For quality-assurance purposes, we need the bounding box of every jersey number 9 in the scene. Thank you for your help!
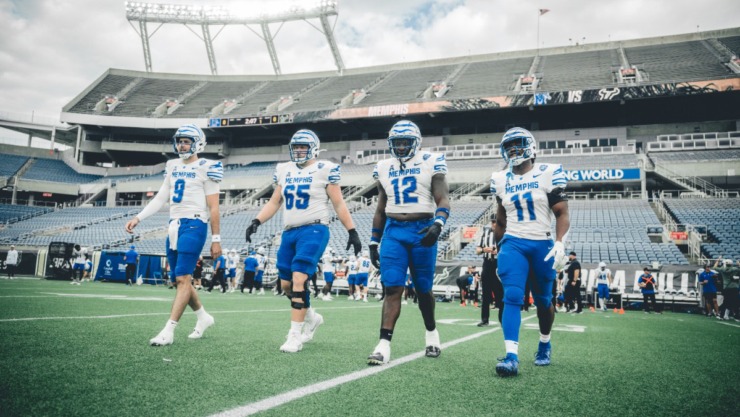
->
[173,179,185,203]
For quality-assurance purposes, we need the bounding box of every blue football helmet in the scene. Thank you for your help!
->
[500,127,536,167]
[289,129,320,164]
[173,124,206,159]
[388,120,422,162]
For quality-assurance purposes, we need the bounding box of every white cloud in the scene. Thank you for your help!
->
[0,0,738,123]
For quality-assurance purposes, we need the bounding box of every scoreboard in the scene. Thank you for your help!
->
[208,113,293,128]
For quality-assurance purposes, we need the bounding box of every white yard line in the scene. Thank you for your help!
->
[0,305,379,323]
[717,320,740,328]
[209,315,537,417]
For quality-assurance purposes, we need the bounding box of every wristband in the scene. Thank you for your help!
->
[435,207,450,217]
[369,240,379,246]
[211,235,221,243]
[370,236,380,244]
[434,216,446,226]
[371,228,381,234]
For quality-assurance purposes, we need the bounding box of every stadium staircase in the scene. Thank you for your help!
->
[450,179,490,201]
[649,160,729,198]
[4,158,35,200]
[343,180,376,202]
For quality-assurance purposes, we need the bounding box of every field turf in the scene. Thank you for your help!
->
[0,278,738,417]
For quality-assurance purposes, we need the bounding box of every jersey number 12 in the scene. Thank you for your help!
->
[391,177,418,205]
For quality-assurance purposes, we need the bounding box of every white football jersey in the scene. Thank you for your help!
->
[373,151,447,215]
[322,253,335,273]
[273,160,340,228]
[256,254,266,270]
[597,269,611,286]
[358,256,371,273]
[348,260,359,275]
[226,254,239,269]
[490,163,567,241]
[163,158,222,221]
[73,249,86,264]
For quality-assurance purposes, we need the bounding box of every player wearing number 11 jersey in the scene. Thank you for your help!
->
[244,129,362,353]
[490,127,570,377]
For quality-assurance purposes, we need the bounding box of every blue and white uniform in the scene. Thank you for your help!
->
[374,151,447,293]
[255,252,266,283]
[490,162,567,341]
[357,255,371,287]
[347,256,359,286]
[596,266,612,300]
[321,252,335,284]
[226,251,239,279]
[72,248,86,271]
[273,159,339,280]
[137,157,223,280]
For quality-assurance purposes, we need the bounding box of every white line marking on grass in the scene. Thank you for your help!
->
[717,321,740,328]
[209,315,537,417]
[0,305,378,323]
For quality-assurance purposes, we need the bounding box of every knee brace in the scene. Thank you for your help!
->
[290,280,308,309]
[503,286,525,306]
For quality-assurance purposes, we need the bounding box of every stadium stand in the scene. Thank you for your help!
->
[66,74,138,114]
[444,57,533,98]
[354,65,457,106]
[112,79,203,116]
[0,153,30,178]
[163,81,264,118]
[718,36,740,55]
[537,49,620,92]
[0,204,50,225]
[287,72,386,112]
[662,198,740,260]
[624,41,731,82]
[648,149,740,163]
[22,159,101,183]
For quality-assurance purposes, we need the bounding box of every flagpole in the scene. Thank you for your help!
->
[537,11,541,55]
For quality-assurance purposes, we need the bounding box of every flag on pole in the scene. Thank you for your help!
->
[539,8,550,15]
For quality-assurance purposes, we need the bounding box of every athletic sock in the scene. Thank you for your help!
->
[377,339,391,350]
[194,307,208,321]
[164,319,178,333]
[290,321,304,334]
[380,328,393,342]
[504,340,519,357]
[539,333,551,344]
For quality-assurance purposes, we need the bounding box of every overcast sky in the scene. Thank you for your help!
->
[0,0,738,138]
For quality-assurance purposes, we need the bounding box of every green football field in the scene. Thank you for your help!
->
[0,278,737,417]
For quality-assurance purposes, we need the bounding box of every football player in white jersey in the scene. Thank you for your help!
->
[70,244,86,285]
[125,123,222,346]
[347,255,359,300]
[244,129,361,353]
[367,120,450,365]
[596,262,612,311]
[226,249,240,293]
[255,247,267,295]
[357,250,372,302]
[319,248,337,301]
[490,127,570,376]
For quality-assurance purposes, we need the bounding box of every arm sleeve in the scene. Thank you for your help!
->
[328,163,341,185]
[136,175,170,221]
[489,174,498,198]
[433,153,448,175]
[547,164,568,192]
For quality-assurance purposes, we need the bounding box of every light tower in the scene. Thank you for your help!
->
[124,0,345,75]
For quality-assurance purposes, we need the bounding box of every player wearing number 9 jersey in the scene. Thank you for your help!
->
[490,127,570,377]
[367,120,450,366]
[243,129,361,353]
[125,123,221,347]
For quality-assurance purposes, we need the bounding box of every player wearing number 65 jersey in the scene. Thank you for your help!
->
[367,120,450,366]
[490,127,570,377]
[125,123,221,347]
[244,129,361,353]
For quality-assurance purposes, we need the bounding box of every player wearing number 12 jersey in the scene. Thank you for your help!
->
[490,127,570,377]
[244,129,362,353]
[367,120,450,365]
[125,123,222,346]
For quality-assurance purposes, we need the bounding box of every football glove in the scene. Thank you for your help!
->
[419,223,442,247]
[544,241,568,271]
[244,219,260,243]
[369,242,380,269]
[346,229,362,255]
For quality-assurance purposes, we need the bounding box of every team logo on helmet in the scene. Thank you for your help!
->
[173,124,206,160]
[289,129,320,164]
[388,120,422,162]
[500,127,536,168]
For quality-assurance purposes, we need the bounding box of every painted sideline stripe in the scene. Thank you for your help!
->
[210,315,537,417]
[0,305,378,323]
[717,320,740,328]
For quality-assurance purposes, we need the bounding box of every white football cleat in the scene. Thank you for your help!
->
[425,329,441,358]
[149,331,174,346]
[367,341,391,366]
[301,312,324,343]
[280,332,303,353]
[188,313,215,339]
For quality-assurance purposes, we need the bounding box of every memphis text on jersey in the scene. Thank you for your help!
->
[506,181,540,194]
